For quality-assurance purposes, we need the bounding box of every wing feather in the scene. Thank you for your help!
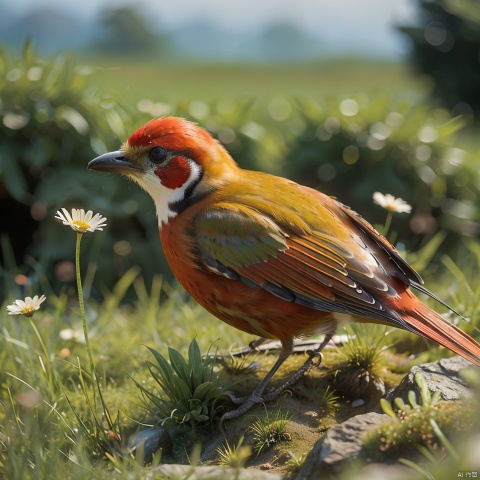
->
[338,203,423,284]
[194,198,411,327]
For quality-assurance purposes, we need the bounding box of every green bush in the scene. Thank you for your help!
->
[132,338,229,429]
[398,0,480,118]
[0,42,167,300]
[276,96,479,251]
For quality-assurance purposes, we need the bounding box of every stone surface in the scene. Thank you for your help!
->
[127,427,172,464]
[386,356,477,403]
[153,464,283,479]
[296,412,388,479]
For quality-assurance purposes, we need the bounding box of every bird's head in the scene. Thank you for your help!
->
[88,117,239,226]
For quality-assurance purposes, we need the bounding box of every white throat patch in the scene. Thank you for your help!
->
[134,160,202,228]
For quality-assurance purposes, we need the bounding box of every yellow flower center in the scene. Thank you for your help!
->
[73,220,90,232]
[21,306,35,318]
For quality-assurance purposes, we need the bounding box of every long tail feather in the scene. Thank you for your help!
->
[397,291,480,367]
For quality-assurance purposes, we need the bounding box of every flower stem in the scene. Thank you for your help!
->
[28,318,54,385]
[76,232,96,379]
[383,211,393,236]
[74,231,115,433]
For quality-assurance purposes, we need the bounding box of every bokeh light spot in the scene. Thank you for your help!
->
[339,99,359,116]
[424,22,447,46]
[324,117,341,133]
[27,67,43,81]
[189,100,210,119]
[15,274,29,286]
[343,145,360,165]
[114,240,132,256]
[317,163,336,182]
[268,97,291,121]
[418,126,438,143]
[218,127,236,144]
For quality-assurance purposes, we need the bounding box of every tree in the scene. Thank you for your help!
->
[94,6,168,55]
[398,0,480,120]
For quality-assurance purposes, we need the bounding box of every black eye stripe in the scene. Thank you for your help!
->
[149,147,168,164]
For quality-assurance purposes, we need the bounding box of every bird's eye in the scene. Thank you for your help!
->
[149,147,168,164]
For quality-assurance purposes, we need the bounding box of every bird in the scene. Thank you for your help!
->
[88,116,480,420]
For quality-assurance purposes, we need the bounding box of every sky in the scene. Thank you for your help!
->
[6,0,418,57]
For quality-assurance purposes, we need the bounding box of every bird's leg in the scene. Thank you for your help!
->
[222,341,294,421]
[226,337,273,405]
[222,334,333,424]
[258,333,333,403]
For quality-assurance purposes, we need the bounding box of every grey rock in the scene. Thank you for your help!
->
[386,356,477,403]
[154,464,283,479]
[127,427,172,464]
[297,412,388,479]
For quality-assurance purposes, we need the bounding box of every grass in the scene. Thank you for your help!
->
[215,435,252,468]
[249,408,292,455]
[0,266,251,478]
[80,56,427,105]
[329,323,388,399]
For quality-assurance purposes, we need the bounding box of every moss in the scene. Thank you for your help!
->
[364,401,477,461]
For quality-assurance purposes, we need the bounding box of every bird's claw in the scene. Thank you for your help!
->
[248,337,268,352]
[224,392,247,405]
[220,392,273,429]
[306,350,324,368]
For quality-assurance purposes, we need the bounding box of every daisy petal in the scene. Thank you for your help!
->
[373,192,411,214]
[54,207,108,233]
[6,294,46,317]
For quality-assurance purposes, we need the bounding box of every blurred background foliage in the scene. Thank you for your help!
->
[399,0,480,119]
[1,0,480,302]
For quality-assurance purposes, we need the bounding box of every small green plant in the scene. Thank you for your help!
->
[249,408,291,455]
[319,385,341,417]
[284,451,307,474]
[215,435,252,468]
[225,348,260,375]
[398,418,458,479]
[341,323,387,372]
[441,242,480,335]
[331,323,387,397]
[366,373,475,461]
[380,372,441,419]
[296,382,341,417]
[133,338,229,429]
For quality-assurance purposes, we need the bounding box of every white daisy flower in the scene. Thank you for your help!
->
[372,192,412,214]
[55,208,107,233]
[6,295,46,318]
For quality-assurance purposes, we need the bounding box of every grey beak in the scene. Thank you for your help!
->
[88,150,144,173]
